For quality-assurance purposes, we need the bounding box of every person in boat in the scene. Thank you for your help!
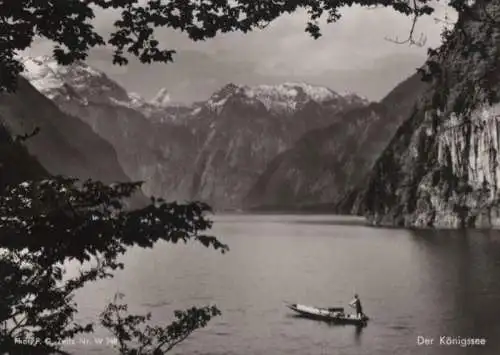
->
[349,294,364,318]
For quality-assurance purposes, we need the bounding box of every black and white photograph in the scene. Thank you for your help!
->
[1,0,500,354]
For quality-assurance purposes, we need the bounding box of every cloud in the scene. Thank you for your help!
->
[83,2,450,70]
[24,2,454,102]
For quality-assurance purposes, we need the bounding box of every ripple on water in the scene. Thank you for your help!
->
[212,331,232,336]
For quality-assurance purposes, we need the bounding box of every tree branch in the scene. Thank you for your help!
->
[385,0,426,46]
[8,314,28,336]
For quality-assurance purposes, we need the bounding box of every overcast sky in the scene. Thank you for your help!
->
[27,2,454,103]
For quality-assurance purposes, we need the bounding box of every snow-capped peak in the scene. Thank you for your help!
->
[22,55,138,106]
[21,56,66,98]
[21,55,110,99]
[207,82,345,113]
[340,91,369,105]
[253,82,339,102]
[21,55,169,113]
[150,88,171,107]
[22,55,105,82]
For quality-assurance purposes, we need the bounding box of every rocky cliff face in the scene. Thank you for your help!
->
[244,74,428,211]
[0,77,132,186]
[360,1,500,228]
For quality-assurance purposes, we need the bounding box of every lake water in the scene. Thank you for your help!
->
[65,214,500,355]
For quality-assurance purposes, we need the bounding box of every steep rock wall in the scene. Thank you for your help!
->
[361,1,500,228]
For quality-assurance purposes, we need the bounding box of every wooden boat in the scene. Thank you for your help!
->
[286,303,369,326]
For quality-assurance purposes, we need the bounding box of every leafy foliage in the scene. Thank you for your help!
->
[0,176,227,354]
[101,293,221,355]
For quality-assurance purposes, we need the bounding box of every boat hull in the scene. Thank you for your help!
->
[286,303,369,326]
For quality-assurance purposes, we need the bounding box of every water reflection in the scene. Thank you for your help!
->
[408,229,500,352]
[354,325,364,345]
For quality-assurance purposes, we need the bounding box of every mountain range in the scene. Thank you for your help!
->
[21,56,373,210]
[4,1,500,229]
